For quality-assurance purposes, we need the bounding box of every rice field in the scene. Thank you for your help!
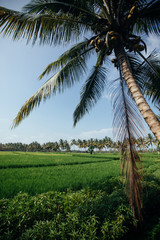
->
[0,151,160,199]
[0,152,121,199]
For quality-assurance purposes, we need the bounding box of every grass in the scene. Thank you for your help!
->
[0,152,121,199]
[0,152,160,199]
[0,151,160,199]
[0,152,119,168]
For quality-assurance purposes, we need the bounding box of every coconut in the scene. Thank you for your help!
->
[138,45,145,51]
[97,39,104,48]
[90,40,94,46]
[130,6,136,14]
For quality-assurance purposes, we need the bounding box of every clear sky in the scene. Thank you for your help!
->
[0,0,159,144]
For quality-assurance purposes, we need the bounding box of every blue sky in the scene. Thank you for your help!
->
[0,0,159,144]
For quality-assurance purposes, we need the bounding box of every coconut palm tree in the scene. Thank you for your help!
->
[136,137,147,152]
[59,138,65,151]
[1,0,160,220]
[70,139,77,151]
[104,136,113,151]
[145,133,156,151]
[77,139,83,151]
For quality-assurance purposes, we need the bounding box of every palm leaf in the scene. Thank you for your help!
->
[73,51,108,126]
[12,53,87,127]
[135,0,160,35]
[0,6,90,45]
[117,0,146,17]
[126,50,160,107]
[131,50,160,105]
[110,71,145,219]
[23,0,108,35]
[39,39,94,79]
[22,0,99,20]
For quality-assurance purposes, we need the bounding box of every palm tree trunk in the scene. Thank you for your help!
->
[115,44,160,142]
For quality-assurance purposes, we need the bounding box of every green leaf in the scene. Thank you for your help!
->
[23,0,98,21]
[132,50,160,105]
[0,6,90,45]
[39,39,94,79]
[73,52,108,126]
[135,0,160,35]
[12,54,87,127]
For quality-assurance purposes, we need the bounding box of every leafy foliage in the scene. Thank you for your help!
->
[151,219,160,240]
[0,189,135,240]
[135,0,160,35]
[73,64,107,126]
[39,39,94,79]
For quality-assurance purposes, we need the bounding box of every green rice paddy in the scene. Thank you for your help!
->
[0,152,121,198]
[0,151,160,199]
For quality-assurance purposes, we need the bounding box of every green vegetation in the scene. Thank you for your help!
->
[0,152,120,199]
[0,152,160,239]
[0,190,134,240]
[1,0,160,224]
[1,133,160,153]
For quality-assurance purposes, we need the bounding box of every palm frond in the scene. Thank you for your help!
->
[22,0,99,21]
[117,0,125,21]
[135,0,160,35]
[13,53,87,127]
[0,6,90,45]
[112,77,145,141]
[117,0,146,17]
[39,39,94,79]
[126,50,160,106]
[131,50,160,105]
[73,51,108,126]
[110,71,145,220]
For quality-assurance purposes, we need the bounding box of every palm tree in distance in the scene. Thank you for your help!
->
[146,133,155,151]
[0,0,160,220]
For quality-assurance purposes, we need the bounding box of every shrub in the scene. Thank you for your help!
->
[0,190,135,240]
[151,219,160,240]
[20,215,98,240]
[101,205,136,240]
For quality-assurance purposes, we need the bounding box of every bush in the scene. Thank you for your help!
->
[0,189,136,240]
[101,205,136,240]
[151,219,160,240]
[20,215,98,240]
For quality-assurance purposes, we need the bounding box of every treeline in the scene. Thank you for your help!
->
[0,133,159,152]
[0,140,70,152]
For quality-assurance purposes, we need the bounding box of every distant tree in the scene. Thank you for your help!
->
[0,143,4,151]
[77,139,83,151]
[54,142,60,152]
[63,140,70,152]
[146,133,156,152]
[70,139,77,151]
[59,139,65,151]
[88,144,94,154]
[27,141,42,152]
[136,137,147,152]
[42,142,52,152]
